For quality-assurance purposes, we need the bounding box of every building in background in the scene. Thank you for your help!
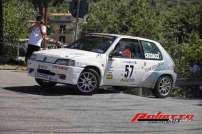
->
[48,13,74,44]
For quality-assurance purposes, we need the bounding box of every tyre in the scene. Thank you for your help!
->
[76,69,100,95]
[35,78,57,87]
[153,76,173,98]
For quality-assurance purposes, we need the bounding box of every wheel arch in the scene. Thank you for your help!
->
[83,65,101,77]
[153,73,174,89]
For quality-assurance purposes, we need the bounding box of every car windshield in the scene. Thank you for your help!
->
[66,35,116,53]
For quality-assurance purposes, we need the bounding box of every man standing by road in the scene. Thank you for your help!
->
[25,15,61,63]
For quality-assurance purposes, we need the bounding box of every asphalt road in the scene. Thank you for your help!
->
[0,70,202,134]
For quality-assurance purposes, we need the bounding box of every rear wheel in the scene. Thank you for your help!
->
[153,76,173,98]
[76,69,100,95]
[35,78,57,87]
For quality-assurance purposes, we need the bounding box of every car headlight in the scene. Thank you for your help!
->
[55,59,75,66]
[30,54,37,61]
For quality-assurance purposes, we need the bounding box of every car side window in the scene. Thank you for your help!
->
[112,39,143,59]
[141,40,162,60]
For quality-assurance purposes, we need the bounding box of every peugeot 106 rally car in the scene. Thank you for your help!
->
[28,33,177,98]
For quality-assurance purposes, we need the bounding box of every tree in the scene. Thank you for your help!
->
[162,4,201,45]
[30,0,65,17]
[0,0,3,56]
[3,0,34,41]
[3,0,66,42]
[82,0,162,40]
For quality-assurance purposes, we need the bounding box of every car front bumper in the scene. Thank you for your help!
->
[27,60,84,85]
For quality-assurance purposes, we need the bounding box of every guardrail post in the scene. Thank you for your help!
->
[16,41,19,61]
[138,88,143,96]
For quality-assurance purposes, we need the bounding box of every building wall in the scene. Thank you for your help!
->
[48,13,75,44]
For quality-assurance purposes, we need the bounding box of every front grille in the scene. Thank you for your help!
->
[37,69,55,76]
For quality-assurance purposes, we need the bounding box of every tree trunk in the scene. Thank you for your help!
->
[43,6,48,49]
[0,0,3,56]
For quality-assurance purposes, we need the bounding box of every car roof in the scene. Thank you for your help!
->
[88,33,159,44]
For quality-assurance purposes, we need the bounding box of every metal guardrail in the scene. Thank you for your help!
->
[176,78,202,86]
[0,39,28,61]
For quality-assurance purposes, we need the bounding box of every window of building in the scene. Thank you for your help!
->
[59,25,66,33]
[59,36,66,43]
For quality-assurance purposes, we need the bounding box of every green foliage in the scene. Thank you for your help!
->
[83,0,162,39]
[3,0,35,41]
[29,0,67,16]
[162,4,201,44]
[48,0,68,13]
[170,87,186,98]
[162,4,202,76]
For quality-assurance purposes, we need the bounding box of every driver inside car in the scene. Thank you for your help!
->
[120,45,132,58]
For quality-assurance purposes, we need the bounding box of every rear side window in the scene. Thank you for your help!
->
[141,41,162,60]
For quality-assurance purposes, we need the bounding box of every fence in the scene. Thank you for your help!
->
[0,39,28,63]
[0,39,62,63]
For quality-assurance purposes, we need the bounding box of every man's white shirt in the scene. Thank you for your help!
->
[28,25,46,47]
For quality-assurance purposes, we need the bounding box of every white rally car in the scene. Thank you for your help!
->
[28,33,177,98]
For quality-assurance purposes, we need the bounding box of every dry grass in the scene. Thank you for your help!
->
[0,64,27,71]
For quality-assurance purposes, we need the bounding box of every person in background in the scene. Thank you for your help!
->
[189,61,201,77]
[25,15,62,63]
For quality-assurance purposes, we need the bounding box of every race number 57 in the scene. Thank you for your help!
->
[125,65,134,78]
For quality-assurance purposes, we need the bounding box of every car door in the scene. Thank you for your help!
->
[104,38,145,86]
[124,39,145,86]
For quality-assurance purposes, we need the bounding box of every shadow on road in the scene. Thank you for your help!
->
[197,103,202,106]
[3,85,121,96]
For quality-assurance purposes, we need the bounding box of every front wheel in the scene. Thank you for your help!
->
[153,76,173,98]
[35,78,57,87]
[76,69,100,95]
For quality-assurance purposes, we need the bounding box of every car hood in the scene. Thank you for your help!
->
[34,48,101,59]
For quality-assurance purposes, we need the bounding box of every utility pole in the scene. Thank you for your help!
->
[43,4,48,49]
[74,0,81,41]
[70,0,89,41]
[0,0,3,56]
